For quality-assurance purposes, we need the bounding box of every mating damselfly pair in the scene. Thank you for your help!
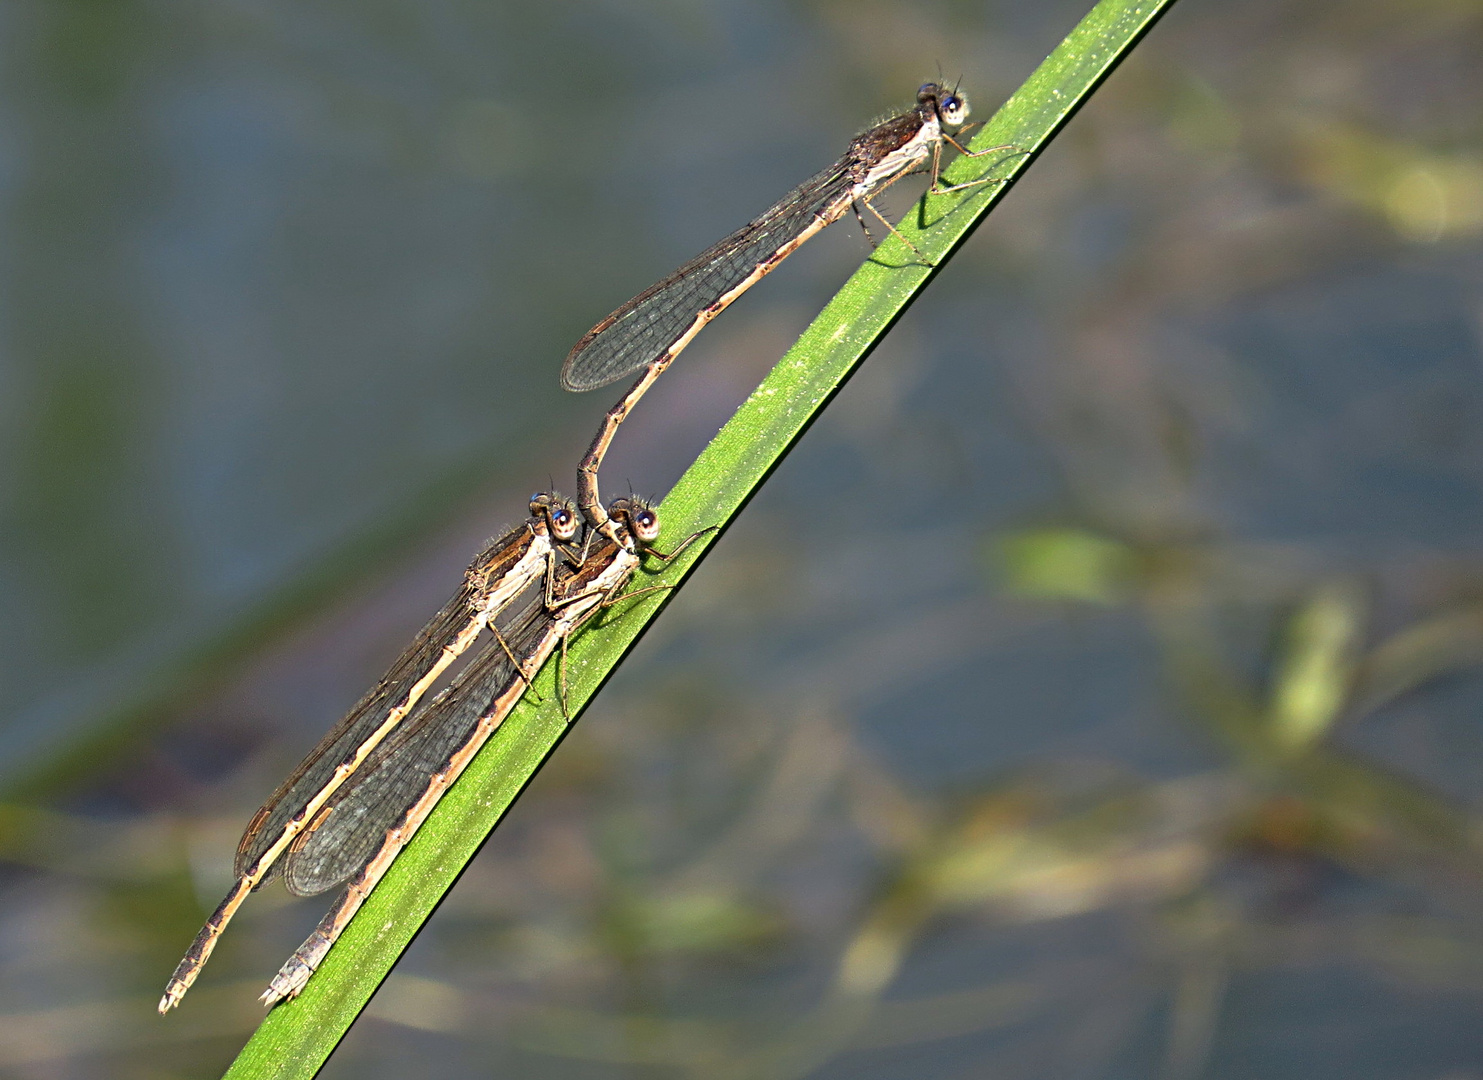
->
[160,81,1016,1013]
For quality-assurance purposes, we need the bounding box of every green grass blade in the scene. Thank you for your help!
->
[219,1,1179,1074]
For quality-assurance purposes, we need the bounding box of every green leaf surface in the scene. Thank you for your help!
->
[220,1,1180,1074]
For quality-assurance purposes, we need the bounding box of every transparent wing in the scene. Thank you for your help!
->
[280,598,551,897]
[560,161,854,391]
[235,522,535,879]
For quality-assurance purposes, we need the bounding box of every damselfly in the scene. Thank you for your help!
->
[160,493,583,1013]
[258,498,681,1005]
[563,82,1014,537]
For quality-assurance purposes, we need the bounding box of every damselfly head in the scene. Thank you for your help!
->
[940,92,970,127]
[918,82,970,127]
[607,497,662,546]
[531,492,582,542]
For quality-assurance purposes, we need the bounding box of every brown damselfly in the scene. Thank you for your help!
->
[564,82,1015,539]
[258,498,690,1004]
[160,493,584,1013]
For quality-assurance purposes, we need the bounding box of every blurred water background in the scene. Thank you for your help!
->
[4,0,1483,1076]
